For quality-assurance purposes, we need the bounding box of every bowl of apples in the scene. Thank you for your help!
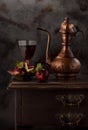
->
[8,60,35,81]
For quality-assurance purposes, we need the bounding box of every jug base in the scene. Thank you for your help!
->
[56,73,78,80]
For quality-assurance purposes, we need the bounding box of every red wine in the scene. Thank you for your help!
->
[25,45,36,60]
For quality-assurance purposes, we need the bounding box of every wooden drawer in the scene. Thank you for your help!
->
[16,89,88,127]
[21,89,87,108]
[21,106,87,126]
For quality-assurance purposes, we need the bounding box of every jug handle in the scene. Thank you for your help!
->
[37,27,51,64]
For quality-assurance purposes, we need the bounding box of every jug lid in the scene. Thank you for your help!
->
[59,17,77,34]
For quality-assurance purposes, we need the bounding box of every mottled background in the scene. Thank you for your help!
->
[0,0,88,129]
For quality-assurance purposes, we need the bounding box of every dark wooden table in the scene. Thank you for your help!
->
[8,74,88,130]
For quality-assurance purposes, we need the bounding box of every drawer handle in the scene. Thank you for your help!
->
[56,112,83,126]
[56,94,84,106]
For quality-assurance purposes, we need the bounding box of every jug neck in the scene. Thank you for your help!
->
[58,45,74,58]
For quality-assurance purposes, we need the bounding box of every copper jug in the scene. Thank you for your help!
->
[37,17,81,79]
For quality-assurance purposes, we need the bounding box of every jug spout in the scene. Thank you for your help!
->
[37,27,51,65]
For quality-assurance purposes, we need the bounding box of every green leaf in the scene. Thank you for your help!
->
[35,63,43,71]
[16,61,24,68]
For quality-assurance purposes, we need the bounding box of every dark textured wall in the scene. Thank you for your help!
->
[0,0,88,129]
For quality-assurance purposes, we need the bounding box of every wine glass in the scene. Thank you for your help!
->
[18,40,37,61]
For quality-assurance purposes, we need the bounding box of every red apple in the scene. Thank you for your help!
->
[35,69,49,82]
